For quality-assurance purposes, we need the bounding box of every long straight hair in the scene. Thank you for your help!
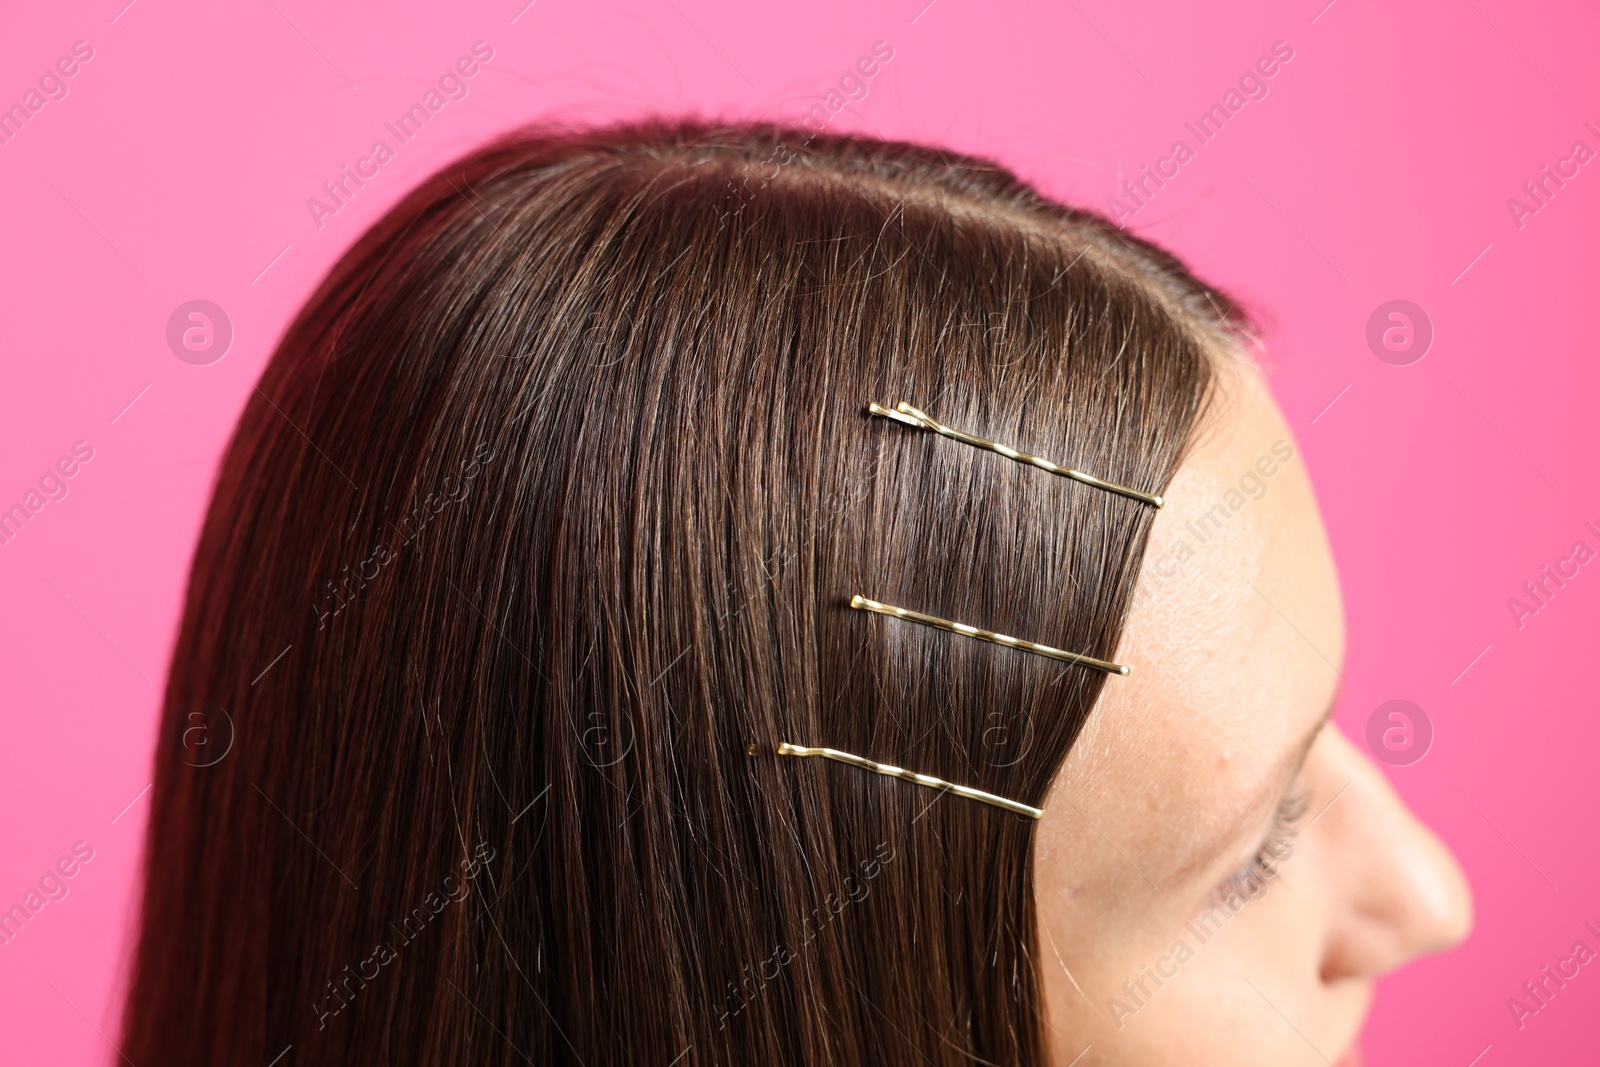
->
[121,120,1238,1065]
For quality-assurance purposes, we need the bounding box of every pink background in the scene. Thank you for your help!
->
[1,0,1596,1062]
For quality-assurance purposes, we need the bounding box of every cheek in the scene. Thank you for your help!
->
[1038,847,1363,1066]
[1032,714,1364,1061]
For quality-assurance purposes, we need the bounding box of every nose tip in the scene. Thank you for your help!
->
[1391,819,1474,957]
[1319,731,1474,981]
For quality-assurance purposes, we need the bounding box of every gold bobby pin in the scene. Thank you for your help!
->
[772,742,1044,819]
[868,400,1164,508]
[851,595,1129,676]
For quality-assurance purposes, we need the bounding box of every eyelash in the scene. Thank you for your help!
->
[1211,788,1310,905]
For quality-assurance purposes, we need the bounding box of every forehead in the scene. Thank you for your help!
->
[1050,360,1345,874]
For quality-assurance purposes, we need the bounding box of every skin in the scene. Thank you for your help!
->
[1035,358,1472,1066]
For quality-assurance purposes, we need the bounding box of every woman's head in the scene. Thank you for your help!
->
[123,120,1468,1065]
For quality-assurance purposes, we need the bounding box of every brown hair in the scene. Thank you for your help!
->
[122,120,1239,1065]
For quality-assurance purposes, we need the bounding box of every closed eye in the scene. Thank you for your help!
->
[1208,786,1309,907]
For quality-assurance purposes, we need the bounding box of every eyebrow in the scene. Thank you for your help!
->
[1167,695,1335,888]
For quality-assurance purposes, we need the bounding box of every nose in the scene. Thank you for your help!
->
[1315,727,1474,982]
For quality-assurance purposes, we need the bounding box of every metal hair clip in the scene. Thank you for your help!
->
[868,400,1164,508]
[851,595,1129,676]
[770,742,1044,819]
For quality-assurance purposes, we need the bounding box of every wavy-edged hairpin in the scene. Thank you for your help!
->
[849,594,1128,675]
[868,400,1164,508]
[765,742,1043,819]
